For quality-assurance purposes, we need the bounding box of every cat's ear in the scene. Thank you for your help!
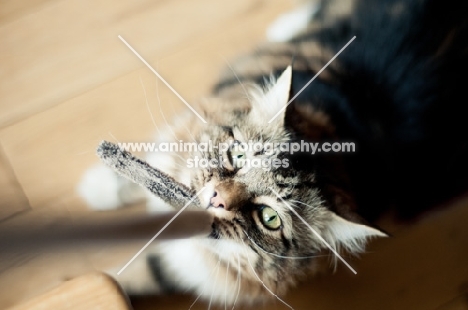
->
[250,66,292,125]
[325,213,388,254]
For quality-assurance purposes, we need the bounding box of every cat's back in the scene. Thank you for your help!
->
[213,0,468,218]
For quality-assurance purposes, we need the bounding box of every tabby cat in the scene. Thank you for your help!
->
[78,0,468,306]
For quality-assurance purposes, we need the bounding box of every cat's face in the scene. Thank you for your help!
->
[185,67,385,300]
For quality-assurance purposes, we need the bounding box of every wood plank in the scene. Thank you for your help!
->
[0,196,210,308]
[0,200,77,275]
[0,243,93,308]
[0,0,57,26]
[7,273,131,310]
[0,0,290,127]
[2,2,466,310]
[0,198,137,308]
[0,1,290,210]
[0,69,167,209]
[0,145,29,221]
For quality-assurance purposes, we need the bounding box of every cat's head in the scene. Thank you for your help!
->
[185,67,386,302]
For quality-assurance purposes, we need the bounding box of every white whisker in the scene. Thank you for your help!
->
[171,97,198,147]
[153,77,209,164]
[224,259,230,310]
[167,98,201,148]
[189,256,222,310]
[242,229,330,260]
[220,55,252,104]
[172,152,188,165]
[171,161,188,169]
[155,78,179,142]
[207,255,222,310]
[139,76,161,137]
[231,253,241,310]
[75,150,94,156]
[289,199,317,209]
[240,239,294,310]
[179,119,199,145]
[108,131,121,143]
[272,189,357,275]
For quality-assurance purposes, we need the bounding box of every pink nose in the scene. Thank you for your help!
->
[210,191,226,209]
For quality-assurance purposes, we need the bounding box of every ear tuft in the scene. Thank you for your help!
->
[265,65,292,110]
[249,66,292,124]
[326,213,388,254]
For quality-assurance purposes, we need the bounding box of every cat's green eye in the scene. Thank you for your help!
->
[229,141,246,169]
[259,206,281,230]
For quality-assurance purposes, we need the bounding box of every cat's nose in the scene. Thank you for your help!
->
[210,181,247,212]
[210,191,226,209]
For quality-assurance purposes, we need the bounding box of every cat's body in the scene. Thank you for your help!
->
[216,0,468,221]
[78,0,468,306]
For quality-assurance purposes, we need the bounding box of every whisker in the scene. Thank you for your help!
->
[169,102,210,163]
[231,253,241,310]
[139,76,162,137]
[172,152,188,165]
[155,77,179,142]
[189,255,222,310]
[207,254,222,310]
[154,78,209,163]
[165,97,202,154]
[172,161,189,170]
[167,97,201,147]
[220,55,252,104]
[242,229,330,260]
[224,258,230,310]
[289,199,318,209]
[75,150,94,156]
[288,201,368,258]
[278,197,357,274]
[286,201,306,213]
[240,239,294,310]
[180,120,199,145]
[108,131,121,144]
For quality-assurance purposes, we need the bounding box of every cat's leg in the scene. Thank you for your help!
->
[77,163,146,210]
[266,1,321,42]
[77,148,179,211]
[77,130,180,211]
[77,163,177,212]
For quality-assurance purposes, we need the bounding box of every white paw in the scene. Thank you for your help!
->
[266,2,320,42]
[77,164,143,211]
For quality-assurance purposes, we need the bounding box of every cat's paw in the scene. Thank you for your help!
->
[266,2,320,42]
[77,164,144,211]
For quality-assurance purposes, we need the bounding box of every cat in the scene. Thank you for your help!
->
[78,0,468,306]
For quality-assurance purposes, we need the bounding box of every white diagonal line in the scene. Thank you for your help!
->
[117,187,207,275]
[268,36,356,123]
[118,35,207,124]
[269,187,357,274]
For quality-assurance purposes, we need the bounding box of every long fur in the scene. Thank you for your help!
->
[78,0,468,306]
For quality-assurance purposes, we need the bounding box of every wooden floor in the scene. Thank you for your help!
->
[0,0,467,309]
